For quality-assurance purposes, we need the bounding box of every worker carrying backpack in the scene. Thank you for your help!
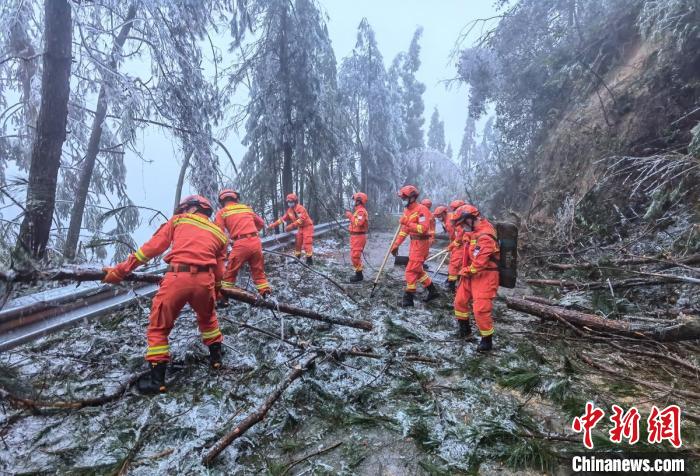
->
[494,222,518,288]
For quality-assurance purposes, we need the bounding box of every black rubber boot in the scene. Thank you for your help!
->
[457,319,472,339]
[423,283,440,302]
[136,362,167,395]
[216,296,229,309]
[349,270,364,283]
[401,292,415,307]
[477,335,493,352]
[447,280,456,293]
[209,342,223,369]
[306,256,313,265]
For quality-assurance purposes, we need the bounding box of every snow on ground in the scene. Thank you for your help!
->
[0,231,697,474]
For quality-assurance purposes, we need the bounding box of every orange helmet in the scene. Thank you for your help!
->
[286,193,298,202]
[397,185,420,199]
[352,192,368,205]
[452,204,480,224]
[421,198,432,209]
[218,189,240,204]
[449,199,466,211]
[433,205,448,218]
[176,194,213,217]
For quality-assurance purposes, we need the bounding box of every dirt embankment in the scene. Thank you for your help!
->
[529,33,700,218]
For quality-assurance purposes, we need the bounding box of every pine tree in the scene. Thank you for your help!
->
[236,0,340,220]
[427,107,446,153]
[338,18,401,211]
[393,27,426,152]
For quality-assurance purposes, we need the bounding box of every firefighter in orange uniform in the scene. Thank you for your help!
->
[421,198,436,246]
[214,189,270,301]
[345,192,369,283]
[390,185,440,307]
[433,205,461,293]
[103,195,228,394]
[446,199,467,293]
[268,193,315,264]
[452,204,499,351]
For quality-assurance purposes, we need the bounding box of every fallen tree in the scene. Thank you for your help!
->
[526,276,694,290]
[547,253,700,271]
[505,296,700,342]
[202,352,319,466]
[0,268,373,331]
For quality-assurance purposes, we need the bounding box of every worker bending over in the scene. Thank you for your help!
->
[345,192,369,283]
[103,195,227,394]
[214,189,270,302]
[390,185,440,307]
[268,193,315,264]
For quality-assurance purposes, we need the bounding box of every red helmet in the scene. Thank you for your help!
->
[449,199,466,211]
[177,194,213,217]
[433,205,448,218]
[421,198,432,209]
[397,185,420,199]
[286,193,298,202]
[352,192,368,205]
[218,189,240,204]
[452,204,480,224]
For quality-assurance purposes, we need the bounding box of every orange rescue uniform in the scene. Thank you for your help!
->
[392,202,433,293]
[345,204,368,272]
[445,215,466,283]
[215,203,270,295]
[454,218,500,336]
[271,204,314,257]
[112,213,228,362]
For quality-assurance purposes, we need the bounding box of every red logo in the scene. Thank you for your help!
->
[572,402,605,449]
[572,403,682,449]
[647,405,682,448]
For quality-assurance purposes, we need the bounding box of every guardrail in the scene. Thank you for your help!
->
[0,220,348,352]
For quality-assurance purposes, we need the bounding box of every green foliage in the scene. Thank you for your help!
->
[498,368,542,394]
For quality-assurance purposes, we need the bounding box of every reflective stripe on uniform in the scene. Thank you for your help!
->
[480,328,494,336]
[146,344,169,357]
[470,239,477,245]
[469,264,478,274]
[220,281,236,288]
[222,206,254,218]
[448,275,458,281]
[418,273,430,283]
[174,214,228,245]
[255,282,270,290]
[134,248,148,263]
[201,328,222,340]
[416,224,424,234]
[399,231,408,237]
[455,310,471,318]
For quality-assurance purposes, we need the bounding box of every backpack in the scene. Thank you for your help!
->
[494,222,518,288]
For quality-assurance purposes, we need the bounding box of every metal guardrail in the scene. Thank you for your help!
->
[0,220,348,352]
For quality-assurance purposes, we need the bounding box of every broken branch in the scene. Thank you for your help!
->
[202,353,319,466]
[505,296,700,342]
[0,268,373,331]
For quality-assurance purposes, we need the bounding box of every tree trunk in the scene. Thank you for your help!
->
[15,0,72,261]
[63,4,137,261]
[505,296,700,342]
[173,148,194,210]
[280,4,294,197]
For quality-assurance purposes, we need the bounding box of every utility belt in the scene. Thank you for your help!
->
[349,231,367,235]
[166,264,214,274]
[410,234,430,240]
[233,232,259,240]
